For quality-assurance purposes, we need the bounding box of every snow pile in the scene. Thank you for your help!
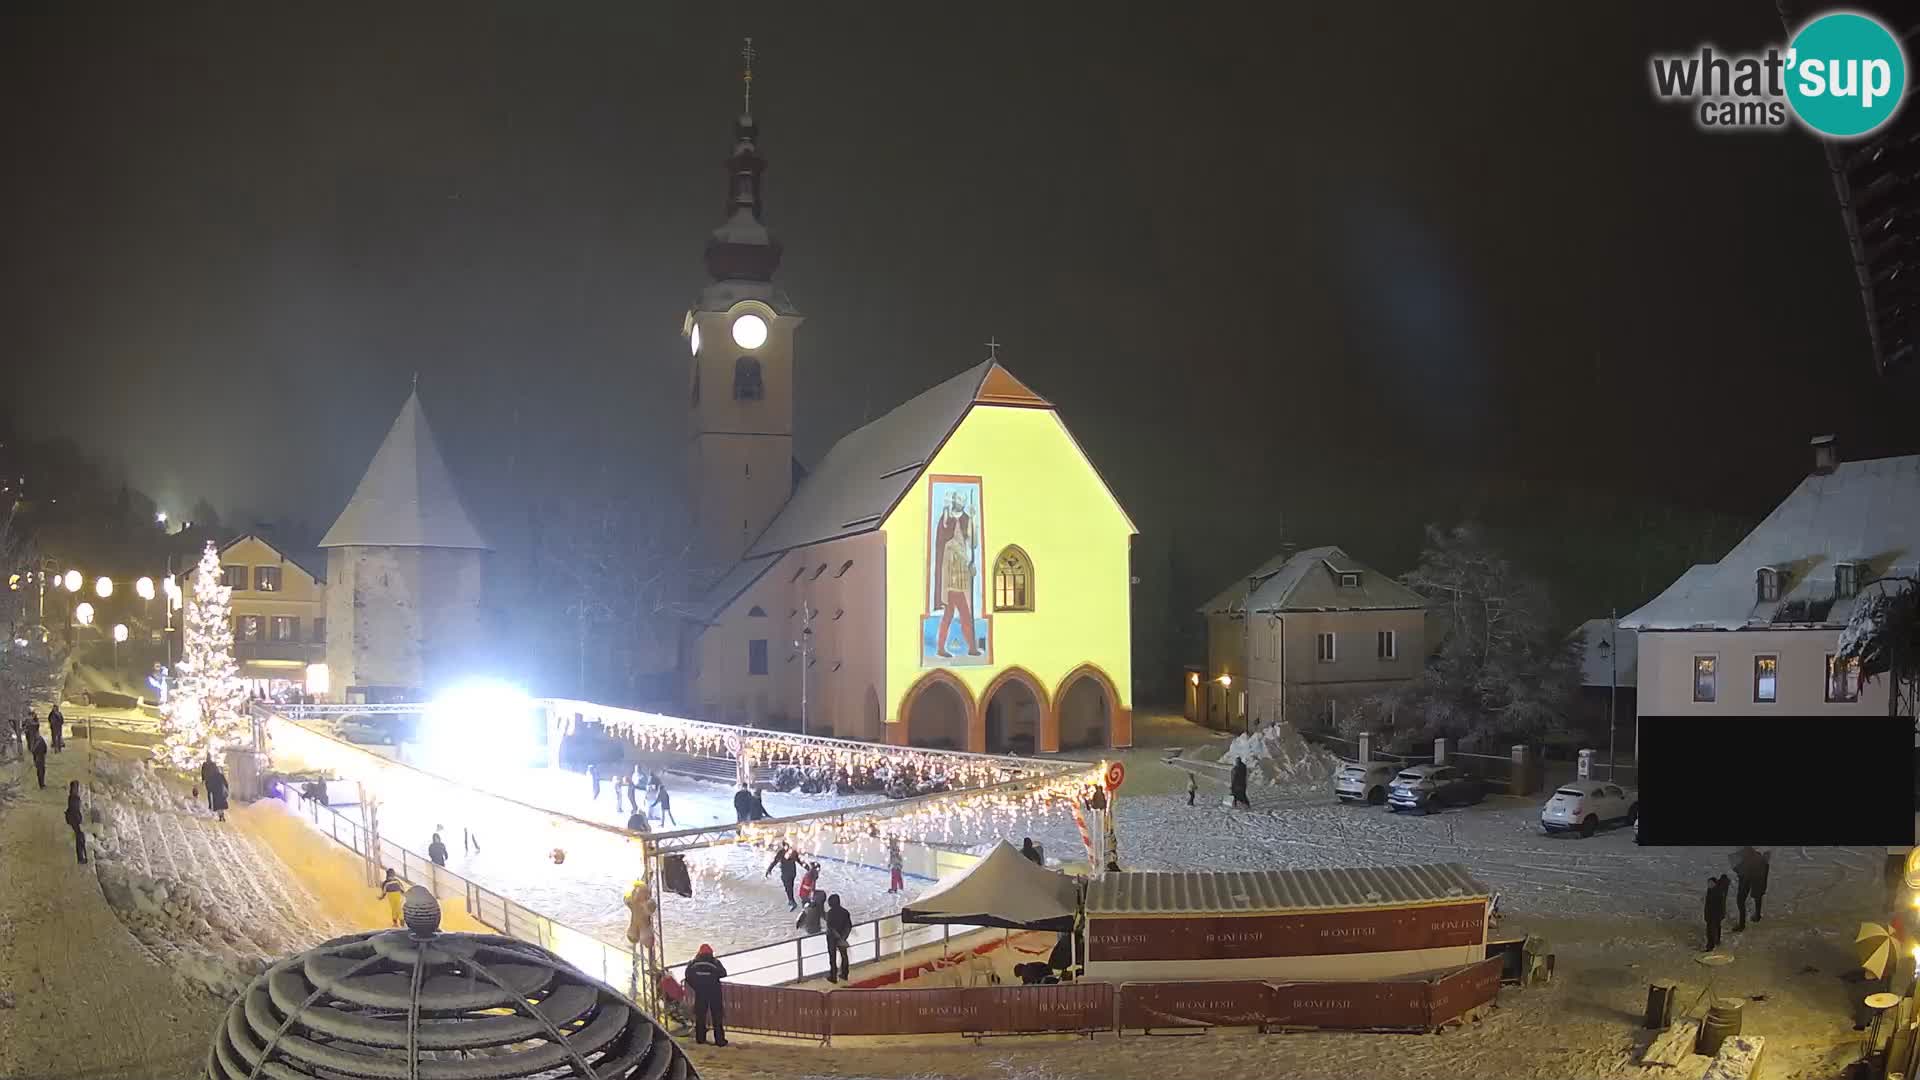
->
[1702,1034,1765,1080]
[93,864,270,999]
[1220,722,1341,787]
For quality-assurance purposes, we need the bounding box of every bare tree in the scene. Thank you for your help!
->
[0,506,64,728]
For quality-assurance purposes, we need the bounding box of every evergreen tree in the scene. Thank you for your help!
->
[158,541,250,769]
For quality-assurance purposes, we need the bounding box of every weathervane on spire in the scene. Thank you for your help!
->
[984,337,1002,361]
[741,37,756,116]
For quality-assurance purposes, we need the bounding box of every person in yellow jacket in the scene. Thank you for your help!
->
[378,868,406,927]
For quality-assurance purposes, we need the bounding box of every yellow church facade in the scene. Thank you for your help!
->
[675,81,1133,752]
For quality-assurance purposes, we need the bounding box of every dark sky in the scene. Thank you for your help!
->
[3,3,1914,595]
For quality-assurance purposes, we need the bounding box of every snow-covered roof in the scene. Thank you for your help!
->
[1573,617,1637,688]
[1621,454,1920,631]
[218,533,326,585]
[1199,545,1426,615]
[319,391,490,551]
[1086,863,1489,916]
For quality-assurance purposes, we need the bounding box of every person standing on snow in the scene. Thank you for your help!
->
[378,869,407,927]
[684,944,729,1046]
[428,829,449,867]
[64,780,87,864]
[886,838,905,894]
[1230,757,1251,809]
[765,843,802,910]
[1733,847,1770,930]
[205,761,230,822]
[47,704,64,752]
[825,894,854,983]
[200,757,221,809]
[650,778,676,826]
[1704,874,1731,951]
[29,730,48,789]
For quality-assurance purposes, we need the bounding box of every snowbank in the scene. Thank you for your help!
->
[1220,722,1341,787]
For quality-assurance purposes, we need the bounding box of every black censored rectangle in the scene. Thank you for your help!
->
[1636,717,1914,846]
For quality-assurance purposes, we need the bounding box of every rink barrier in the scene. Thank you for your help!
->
[715,958,1500,1043]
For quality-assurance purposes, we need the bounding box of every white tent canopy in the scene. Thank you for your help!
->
[901,840,1080,931]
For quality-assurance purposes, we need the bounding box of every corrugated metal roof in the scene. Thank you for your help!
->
[1199,545,1426,615]
[319,392,490,551]
[1621,454,1920,631]
[1085,863,1489,915]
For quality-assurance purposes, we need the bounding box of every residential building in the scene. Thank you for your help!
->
[1195,546,1428,733]
[1620,436,1915,717]
[215,533,327,696]
[318,391,491,703]
[677,98,1135,752]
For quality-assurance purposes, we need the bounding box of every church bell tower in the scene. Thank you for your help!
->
[685,37,802,567]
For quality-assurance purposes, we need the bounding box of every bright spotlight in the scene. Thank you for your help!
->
[112,623,128,643]
[420,680,540,773]
[75,601,95,626]
[136,577,155,600]
[156,511,168,524]
[63,570,81,592]
[96,576,113,598]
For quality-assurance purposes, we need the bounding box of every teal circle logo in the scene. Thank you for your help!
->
[1786,12,1907,138]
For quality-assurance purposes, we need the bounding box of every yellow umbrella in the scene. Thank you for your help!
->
[1857,922,1894,979]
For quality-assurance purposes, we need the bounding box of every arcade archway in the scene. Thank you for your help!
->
[900,672,974,751]
[980,669,1047,755]
[1056,667,1116,750]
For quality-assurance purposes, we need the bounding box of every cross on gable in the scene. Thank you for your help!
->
[984,337,1001,361]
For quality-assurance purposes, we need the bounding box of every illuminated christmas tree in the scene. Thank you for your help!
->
[158,541,251,770]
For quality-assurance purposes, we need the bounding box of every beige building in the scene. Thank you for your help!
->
[1621,437,1912,718]
[676,102,1136,752]
[216,533,327,695]
[319,391,490,703]
[1194,546,1428,733]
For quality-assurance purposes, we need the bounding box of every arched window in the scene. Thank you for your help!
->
[994,546,1034,612]
[1756,567,1781,602]
[733,356,764,400]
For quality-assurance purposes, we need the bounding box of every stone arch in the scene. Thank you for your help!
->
[979,667,1049,754]
[897,669,977,752]
[1052,663,1128,752]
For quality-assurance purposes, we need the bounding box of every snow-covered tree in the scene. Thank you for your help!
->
[0,508,63,725]
[158,540,250,769]
[1392,523,1580,747]
[1836,575,1918,722]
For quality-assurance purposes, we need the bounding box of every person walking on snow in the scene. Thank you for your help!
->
[1704,874,1731,951]
[65,780,87,865]
[205,760,230,822]
[378,869,406,927]
[825,894,854,983]
[29,730,48,789]
[200,757,221,809]
[1230,757,1252,809]
[684,944,729,1046]
[650,777,676,826]
[1186,770,1198,806]
[887,838,905,894]
[48,704,64,752]
[765,843,802,910]
[733,785,755,824]
[1733,847,1771,930]
[429,828,449,867]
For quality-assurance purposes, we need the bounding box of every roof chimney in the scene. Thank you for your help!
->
[1810,434,1838,475]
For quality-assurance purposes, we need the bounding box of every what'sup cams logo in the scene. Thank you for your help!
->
[1650,10,1907,138]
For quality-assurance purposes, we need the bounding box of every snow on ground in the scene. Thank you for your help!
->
[322,764,943,965]
[85,755,352,998]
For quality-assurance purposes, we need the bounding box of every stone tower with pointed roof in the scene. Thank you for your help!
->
[682,44,803,568]
[319,390,490,702]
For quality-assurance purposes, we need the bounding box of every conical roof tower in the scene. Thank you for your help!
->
[320,390,490,551]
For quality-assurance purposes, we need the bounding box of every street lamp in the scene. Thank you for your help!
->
[794,602,817,736]
[112,622,127,665]
[156,511,168,525]
[75,601,95,627]
[95,576,113,599]
[63,570,80,592]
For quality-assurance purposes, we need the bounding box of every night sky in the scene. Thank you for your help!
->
[3,3,1915,608]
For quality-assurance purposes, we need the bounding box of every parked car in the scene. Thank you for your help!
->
[1540,781,1638,837]
[1385,765,1486,813]
[1334,761,1399,805]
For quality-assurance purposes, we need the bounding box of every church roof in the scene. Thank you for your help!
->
[742,360,1047,559]
[319,391,490,551]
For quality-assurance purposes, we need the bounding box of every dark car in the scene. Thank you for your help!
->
[1385,764,1486,813]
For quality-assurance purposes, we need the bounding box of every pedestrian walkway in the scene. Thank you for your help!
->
[0,746,225,1080]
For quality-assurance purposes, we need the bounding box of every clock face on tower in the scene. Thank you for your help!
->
[690,323,702,356]
[731,313,768,350]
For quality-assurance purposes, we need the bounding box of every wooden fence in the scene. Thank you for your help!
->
[719,957,1501,1042]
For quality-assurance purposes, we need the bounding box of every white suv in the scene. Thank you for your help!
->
[1541,782,1638,837]
[1333,761,1398,805]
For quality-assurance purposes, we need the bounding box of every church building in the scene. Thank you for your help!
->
[678,58,1136,753]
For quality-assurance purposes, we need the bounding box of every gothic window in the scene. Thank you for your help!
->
[733,356,763,400]
[993,546,1034,612]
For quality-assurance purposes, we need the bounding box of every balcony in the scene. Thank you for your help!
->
[233,641,324,664]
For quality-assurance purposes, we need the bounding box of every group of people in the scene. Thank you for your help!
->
[591,763,677,826]
[732,784,772,823]
[7,707,66,788]
[1702,846,1771,950]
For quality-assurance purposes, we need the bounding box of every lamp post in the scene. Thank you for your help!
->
[795,602,816,736]
[112,622,127,666]
[75,601,94,627]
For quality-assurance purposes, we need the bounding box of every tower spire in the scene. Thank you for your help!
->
[741,37,756,118]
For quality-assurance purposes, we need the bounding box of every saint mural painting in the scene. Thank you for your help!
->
[924,475,992,667]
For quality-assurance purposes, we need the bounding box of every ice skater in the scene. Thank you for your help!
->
[64,780,87,865]
[378,868,406,926]
[766,843,802,910]
[797,860,822,906]
[428,828,449,867]
[825,894,853,983]
[733,784,755,824]
[887,837,904,894]
[588,764,602,804]
[1230,757,1251,809]
[649,777,676,826]
[47,704,64,752]
[463,826,480,855]
[1704,874,1731,951]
